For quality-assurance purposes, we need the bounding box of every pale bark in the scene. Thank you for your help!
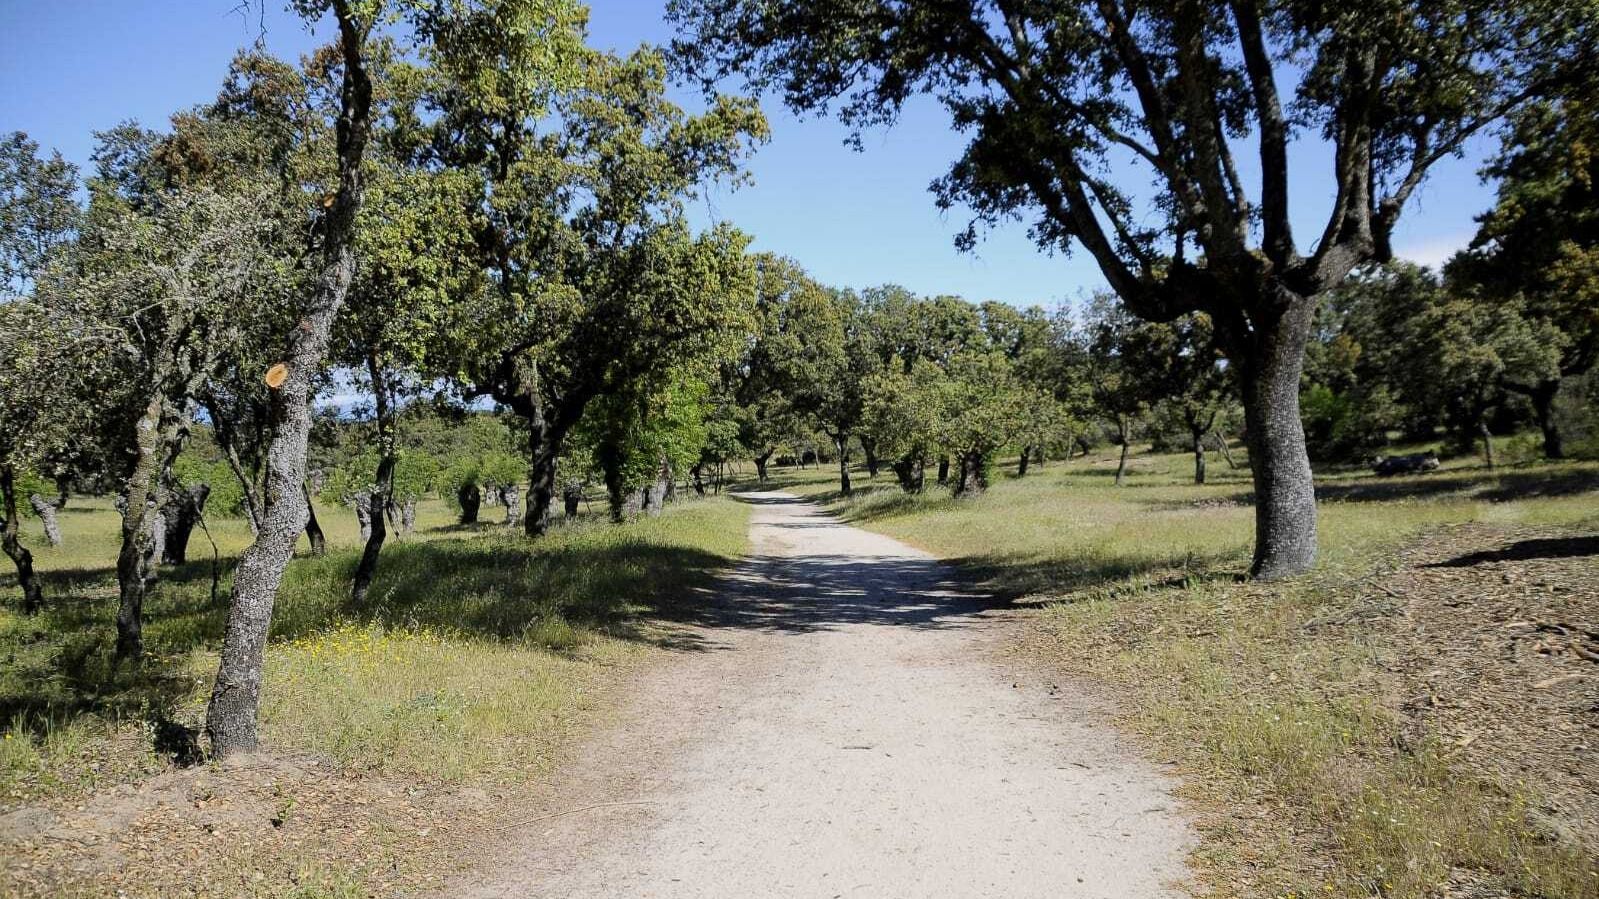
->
[115,395,173,660]
[502,485,520,525]
[352,493,373,541]
[207,1,373,758]
[28,494,61,547]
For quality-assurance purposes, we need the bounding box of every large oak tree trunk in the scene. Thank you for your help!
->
[353,494,373,540]
[162,483,210,565]
[525,421,565,537]
[1,466,45,615]
[860,436,880,478]
[351,481,387,604]
[892,453,925,494]
[643,477,666,517]
[601,441,627,523]
[953,450,988,497]
[502,486,520,525]
[1236,301,1318,581]
[206,2,372,759]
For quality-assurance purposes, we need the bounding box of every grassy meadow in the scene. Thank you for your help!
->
[764,443,1599,899]
[4,441,1596,898]
[1,491,749,800]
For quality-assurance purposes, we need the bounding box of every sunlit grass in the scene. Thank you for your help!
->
[788,445,1599,898]
[1,494,749,798]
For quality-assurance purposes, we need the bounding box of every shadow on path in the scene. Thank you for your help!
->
[657,493,1002,638]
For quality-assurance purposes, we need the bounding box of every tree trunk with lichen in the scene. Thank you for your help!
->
[116,395,174,660]
[28,494,61,547]
[1234,299,1318,581]
[206,2,373,759]
[953,450,988,497]
[892,452,925,494]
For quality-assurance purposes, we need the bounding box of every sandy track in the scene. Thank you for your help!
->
[450,492,1192,898]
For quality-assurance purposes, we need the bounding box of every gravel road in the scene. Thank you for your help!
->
[450,491,1192,898]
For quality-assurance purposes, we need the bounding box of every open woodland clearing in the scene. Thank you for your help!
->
[2,445,1596,897]
[4,0,1599,895]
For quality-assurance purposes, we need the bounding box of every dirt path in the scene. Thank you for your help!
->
[451,492,1193,898]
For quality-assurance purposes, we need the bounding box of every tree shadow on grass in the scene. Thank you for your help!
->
[0,525,738,739]
[1204,465,1599,507]
[0,571,207,740]
[948,549,1241,604]
[1425,535,1599,568]
[678,493,1241,642]
[316,535,736,648]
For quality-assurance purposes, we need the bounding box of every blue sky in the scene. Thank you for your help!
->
[1,1,1494,310]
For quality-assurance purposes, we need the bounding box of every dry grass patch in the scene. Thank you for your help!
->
[808,451,1599,898]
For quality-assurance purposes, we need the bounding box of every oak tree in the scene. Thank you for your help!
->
[670,0,1596,577]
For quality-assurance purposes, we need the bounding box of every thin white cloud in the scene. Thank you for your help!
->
[1394,231,1475,272]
